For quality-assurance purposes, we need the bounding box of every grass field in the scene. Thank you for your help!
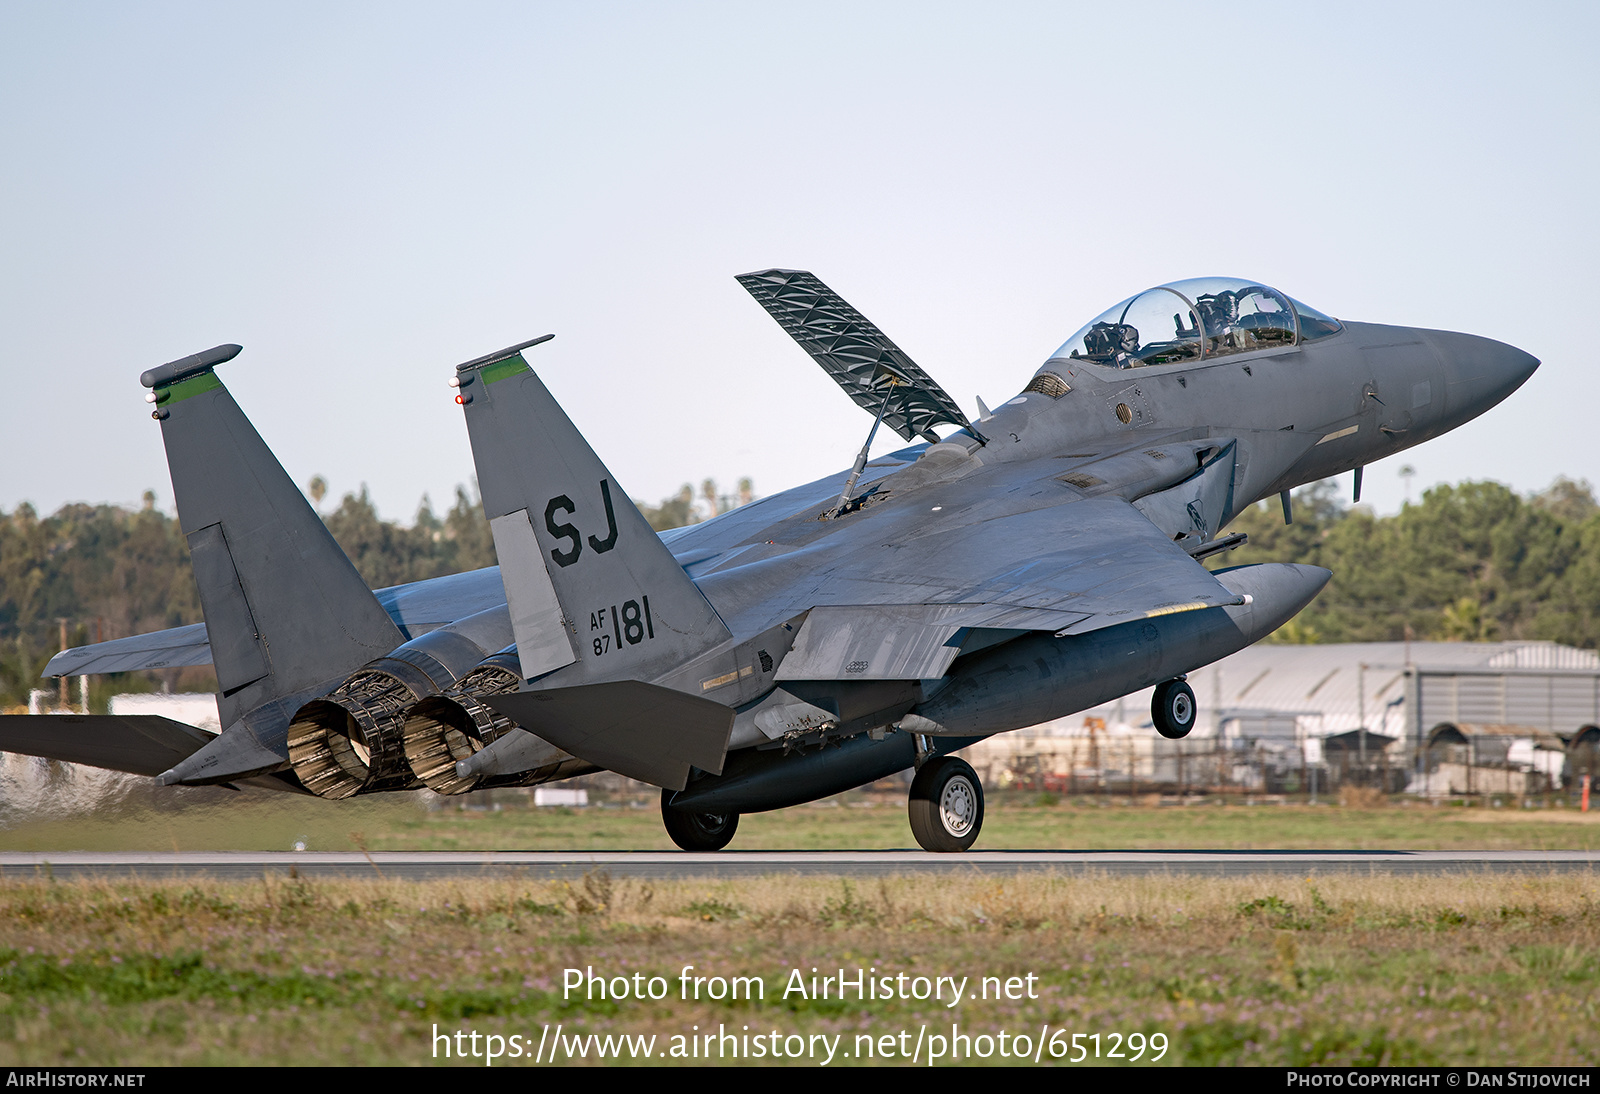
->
[1,790,1595,853]
[0,871,1594,1066]
[3,795,1596,1066]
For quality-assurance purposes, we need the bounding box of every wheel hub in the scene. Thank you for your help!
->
[939,777,976,836]
[695,813,729,835]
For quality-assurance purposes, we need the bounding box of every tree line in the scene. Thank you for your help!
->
[1209,476,1600,645]
[3,474,1597,709]
[0,480,727,710]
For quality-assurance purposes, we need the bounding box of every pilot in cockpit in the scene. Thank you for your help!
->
[1083,321,1141,368]
[1207,291,1246,353]
[1052,278,1319,371]
[1179,291,1246,355]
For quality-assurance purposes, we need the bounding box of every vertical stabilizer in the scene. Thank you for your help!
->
[455,341,733,686]
[142,346,405,747]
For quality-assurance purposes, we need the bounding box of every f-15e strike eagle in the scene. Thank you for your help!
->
[0,273,1538,851]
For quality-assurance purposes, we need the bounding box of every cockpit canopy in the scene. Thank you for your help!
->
[1046,277,1342,370]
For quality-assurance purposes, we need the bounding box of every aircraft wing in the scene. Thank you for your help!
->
[737,268,978,443]
[771,494,1245,681]
[896,494,1244,633]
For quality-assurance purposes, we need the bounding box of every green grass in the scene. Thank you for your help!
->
[5,785,1593,1067]
[0,872,1595,1066]
[2,792,1595,852]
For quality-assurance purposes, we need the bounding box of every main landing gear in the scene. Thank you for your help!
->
[659,739,993,854]
[908,755,984,852]
[1152,677,1197,739]
[661,789,740,851]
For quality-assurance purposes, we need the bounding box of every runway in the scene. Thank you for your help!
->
[1,849,1596,880]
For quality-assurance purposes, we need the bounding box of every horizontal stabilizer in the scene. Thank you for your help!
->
[487,681,733,790]
[0,715,213,777]
[45,567,513,679]
[737,269,978,444]
[45,623,212,677]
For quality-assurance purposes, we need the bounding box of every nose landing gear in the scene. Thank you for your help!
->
[1152,677,1197,739]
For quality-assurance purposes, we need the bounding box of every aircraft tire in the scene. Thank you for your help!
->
[907,756,984,852]
[660,791,740,852]
[1152,678,1197,740]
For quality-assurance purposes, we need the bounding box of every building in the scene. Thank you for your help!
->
[960,641,1600,798]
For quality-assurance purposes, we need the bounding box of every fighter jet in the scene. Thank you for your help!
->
[0,273,1538,851]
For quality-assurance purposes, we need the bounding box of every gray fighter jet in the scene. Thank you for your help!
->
[0,273,1538,851]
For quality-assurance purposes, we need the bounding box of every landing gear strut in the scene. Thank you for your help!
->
[907,755,984,852]
[661,789,740,851]
[1152,677,1197,739]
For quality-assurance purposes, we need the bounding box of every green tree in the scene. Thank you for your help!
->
[638,484,698,532]
[442,486,497,573]
[1213,478,1597,646]
[0,500,205,709]
[1531,476,1599,525]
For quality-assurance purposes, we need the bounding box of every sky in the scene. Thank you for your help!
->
[2,1,1596,524]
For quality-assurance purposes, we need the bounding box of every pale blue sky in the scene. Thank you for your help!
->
[2,2,1595,522]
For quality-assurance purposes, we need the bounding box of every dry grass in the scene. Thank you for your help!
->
[1445,808,1600,826]
[0,871,1595,1066]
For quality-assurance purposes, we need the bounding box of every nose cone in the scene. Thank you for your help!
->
[1429,330,1540,423]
